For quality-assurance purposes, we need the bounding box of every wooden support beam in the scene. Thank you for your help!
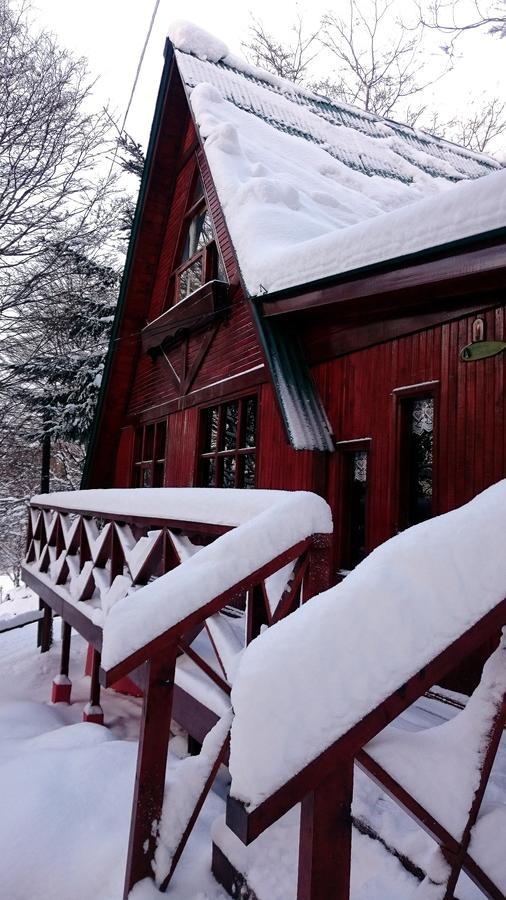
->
[246,584,269,644]
[123,648,177,898]
[302,534,332,604]
[297,762,354,900]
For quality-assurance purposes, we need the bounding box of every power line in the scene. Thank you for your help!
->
[107,0,162,181]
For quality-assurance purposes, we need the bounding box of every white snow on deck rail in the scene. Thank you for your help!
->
[229,480,506,809]
[31,487,306,528]
[95,490,331,672]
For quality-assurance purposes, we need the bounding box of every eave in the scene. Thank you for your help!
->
[259,230,506,322]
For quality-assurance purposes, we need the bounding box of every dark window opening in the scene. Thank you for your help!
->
[402,396,434,527]
[171,169,227,306]
[132,421,167,488]
[199,397,257,488]
[340,447,368,571]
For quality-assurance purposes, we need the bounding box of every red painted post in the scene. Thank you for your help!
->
[83,648,104,725]
[302,534,332,604]
[51,621,72,703]
[246,584,269,644]
[123,646,177,898]
[297,762,354,900]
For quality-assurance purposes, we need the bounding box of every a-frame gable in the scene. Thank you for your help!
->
[84,42,268,490]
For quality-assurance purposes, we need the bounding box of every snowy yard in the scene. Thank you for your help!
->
[0,587,504,899]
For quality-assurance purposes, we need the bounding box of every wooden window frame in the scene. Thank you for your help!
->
[197,395,258,489]
[168,167,224,309]
[392,381,439,532]
[335,438,372,577]
[132,420,167,488]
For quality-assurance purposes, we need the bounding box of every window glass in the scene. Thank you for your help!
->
[177,258,203,302]
[199,397,257,489]
[407,397,433,526]
[181,209,214,264]
[132,422,167,488]
[349,450,368,568]
[223,402,238,451]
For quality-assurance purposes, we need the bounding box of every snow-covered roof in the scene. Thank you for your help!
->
[168,22,505,297]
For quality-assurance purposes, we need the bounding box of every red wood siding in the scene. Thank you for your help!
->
[256,383,326,493]
[165,408,199,487]
[312,303,505,554]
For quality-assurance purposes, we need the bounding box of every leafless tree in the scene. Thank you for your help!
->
[243,2,450,118]
[242,4,505,153]
[0,1,127,575]
[243,15,320,84]
[316,0,449,117]
[419,1,506,50]
[0,0,120,322]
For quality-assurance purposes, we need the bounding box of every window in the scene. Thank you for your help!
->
[400,396,434,527]
[132,421,167,487]
[337,441,369,573]
[172,173,226,305]
[199,397,257,488]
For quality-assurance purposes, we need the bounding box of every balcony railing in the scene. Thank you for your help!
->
[21,486,333,897]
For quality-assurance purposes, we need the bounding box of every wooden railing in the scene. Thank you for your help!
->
[21,488,332,897]
[223,601,506,900]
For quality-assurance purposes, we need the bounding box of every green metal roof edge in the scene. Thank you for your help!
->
[259,224,506,307]
[252,304,334,452]
[81,41,175,488]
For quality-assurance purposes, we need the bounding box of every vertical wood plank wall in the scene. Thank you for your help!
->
[115,303,506,568]
[312,304,505,555]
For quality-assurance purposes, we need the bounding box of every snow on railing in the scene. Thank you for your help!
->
[224,481,506,900]
[22,487,333,898]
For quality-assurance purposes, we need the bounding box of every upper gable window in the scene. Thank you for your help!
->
[172,170,226,305]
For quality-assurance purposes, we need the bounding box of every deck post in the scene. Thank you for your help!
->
[297,761,354,900]
[123,646,177,898]
[83,648,104,725]
[51,621,72,703]
[37,600,53,652]
[302,534,332,603]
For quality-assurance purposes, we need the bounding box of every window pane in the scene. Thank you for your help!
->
[153,462,164,487]
[407,397,433,526]
[223,456,236,488]
[191,174,204,205]
[244,398,257,448]
[203,407,219,452]
[195,210,214,250]
[202,457,215,487]
[143,424,154,461]
[178,258,202,301]
[142,466,151,487]
[243,453,256,488]
[349,451,367,568]
[155,421,166,460]
[181,209,213,263]
[223,402,238,450]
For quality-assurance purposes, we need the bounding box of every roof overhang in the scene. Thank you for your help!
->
[259,229,506,322]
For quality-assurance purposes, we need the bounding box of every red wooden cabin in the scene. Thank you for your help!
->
[83,22,506,689]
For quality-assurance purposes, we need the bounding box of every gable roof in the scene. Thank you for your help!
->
[169,21,505,297]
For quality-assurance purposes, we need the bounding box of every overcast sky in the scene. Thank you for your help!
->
[30,0,505,156]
